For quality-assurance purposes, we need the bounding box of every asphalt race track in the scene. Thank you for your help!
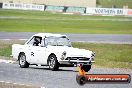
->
[0,32,132,44]
[0,63,132,88]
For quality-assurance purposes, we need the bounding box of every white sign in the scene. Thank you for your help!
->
[3,3,44,11]
[86,8,132,16]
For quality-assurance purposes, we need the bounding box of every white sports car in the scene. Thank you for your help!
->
[12,33,95,71]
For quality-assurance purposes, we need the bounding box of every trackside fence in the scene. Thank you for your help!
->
[0,3,132,16]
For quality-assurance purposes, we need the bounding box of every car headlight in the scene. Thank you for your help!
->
[61,51,67,60]
[91,52,95,61]
[92,52,95,57]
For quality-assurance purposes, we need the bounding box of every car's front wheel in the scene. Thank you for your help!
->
[18,53,29,68]
[82,65,91,72]
[48,54,59,71]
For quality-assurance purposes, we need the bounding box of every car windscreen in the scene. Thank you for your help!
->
[45,36,71,47]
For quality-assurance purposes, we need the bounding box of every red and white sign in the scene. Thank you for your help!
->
[127,9,132,15]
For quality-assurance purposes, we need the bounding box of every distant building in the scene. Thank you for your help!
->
[0,0,96,7]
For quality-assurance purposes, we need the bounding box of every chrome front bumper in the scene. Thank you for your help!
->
[59,60,95,65]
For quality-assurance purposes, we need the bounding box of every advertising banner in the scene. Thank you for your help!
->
[66,7,86,14]
[2,3,44,11]
[86,8,132,16]
[45,6,64,12]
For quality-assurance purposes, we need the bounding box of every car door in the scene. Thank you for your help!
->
[28,45,46,64]
[26,36,47,64]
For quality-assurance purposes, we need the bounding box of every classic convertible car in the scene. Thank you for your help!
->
[12,33,95,71]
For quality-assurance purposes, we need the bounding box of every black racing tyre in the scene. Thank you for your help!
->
[18,53,29,68]
[48,54,59,71]
[76,75,86,85]
[82,65,91,72]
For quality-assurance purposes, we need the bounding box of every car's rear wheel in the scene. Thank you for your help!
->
[48,54,59,71]
[19,53,29,68]
[82,65,91,72]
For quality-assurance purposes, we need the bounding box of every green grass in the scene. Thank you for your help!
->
[97,0,132,8]
[0,40,25,57]
[73,42,132,69]
[0,40,132,69]
[0,43,11,57]
[0,9,132,34]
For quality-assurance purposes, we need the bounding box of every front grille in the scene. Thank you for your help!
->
[65,57,90,61]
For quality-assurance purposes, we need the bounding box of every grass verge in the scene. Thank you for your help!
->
[73,42,132,69]
[0,40,25,57]
[0,9,132,34]
[0,40,131,69]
